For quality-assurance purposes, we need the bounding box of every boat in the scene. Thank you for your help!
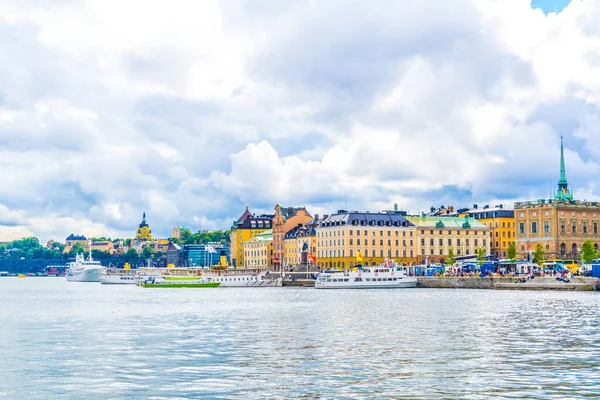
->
[136,267,282,287]
[101,262,137,285]
[17,274,26,279]
[315,263,417,289]
[66,253,105,282]
[140,276,220,288]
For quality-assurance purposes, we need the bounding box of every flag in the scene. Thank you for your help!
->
[356,251,363,262]
[308,254,317,263]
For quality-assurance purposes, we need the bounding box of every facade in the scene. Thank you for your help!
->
[172,227,183,240]
[405,215,491,264]
[91,241,115,255]
[64,234,87,253]
[166,242,182,267]
[135,212,153,241]
[316,211,415,270]
[242,229,273,269]
[283,226,300,267]
[466,204,515,258]
[271,205,312,271]
[515,137,600,261]
[229,207,273,267]
[181,242,230,268]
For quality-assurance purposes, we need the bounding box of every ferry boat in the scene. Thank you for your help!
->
[101,263,137,285]
[140,276,220,288]
[66,253,105,282]
[137,267,282,287]
[315,264,417,289]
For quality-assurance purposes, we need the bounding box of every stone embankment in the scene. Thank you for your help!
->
[417,276,600,291]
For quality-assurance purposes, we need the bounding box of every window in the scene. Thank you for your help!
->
[357,239,361,245]
[595,222,598,234]
[572,221,577,234]
[474,239,478,246]
[448,238,452,246]
[430,238,434,246]
[439,238,443,246]
[519,223,525,235]
[421,238,425,246]
[544,221,550,234]
[561,221,565,234]
[349,239,353,245]
[531,222,538,234]
[583,222,588,234]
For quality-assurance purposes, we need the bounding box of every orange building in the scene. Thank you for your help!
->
[271,205,312,271]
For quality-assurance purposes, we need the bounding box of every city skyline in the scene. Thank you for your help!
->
[2,0,600,243]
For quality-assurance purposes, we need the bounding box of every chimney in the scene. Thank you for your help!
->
[449,206,455,213]
[323,214,329,220]
[314,214,319,221]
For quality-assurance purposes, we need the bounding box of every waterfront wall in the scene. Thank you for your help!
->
[417,276,600,291]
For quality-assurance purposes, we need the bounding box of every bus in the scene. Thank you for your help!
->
[548,259,579,274]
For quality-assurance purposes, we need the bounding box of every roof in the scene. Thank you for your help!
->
[66,234,87,241]
[235,214,273,229]
[279,206,311,220]
[467,208,514,219]
[405,216,488,229]
[244,229,273,244]
[319,211,413,228]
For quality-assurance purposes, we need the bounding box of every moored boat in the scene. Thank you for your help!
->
[315,263,417,289]
[101,263,137,285]
[136,267,282,287]
[66,253,105,282]
[140,276,220,288]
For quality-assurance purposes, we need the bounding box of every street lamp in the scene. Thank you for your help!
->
[526,238,530,262]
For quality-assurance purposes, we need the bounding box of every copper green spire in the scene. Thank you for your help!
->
[555,135,573,201]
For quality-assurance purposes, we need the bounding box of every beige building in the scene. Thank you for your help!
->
[515,137,600,261]
[316,211,415,270]
[242,229,273,269]
[406,216,491,264]
[90,241,116,255]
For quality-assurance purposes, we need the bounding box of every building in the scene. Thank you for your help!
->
[135,212,153,241]
[64,234,87,253]
[166,242,182,267]
[172,227,183,240]
[229,206,273,267]
[90,241,115,255]
[405,215,491,264]
[180,242,230,268]
[515,137,600,261]
[466,204,515,258]
[242,229,273,269]
[283,225,300,267]
[271,205,313,271]
[316,210,415,270]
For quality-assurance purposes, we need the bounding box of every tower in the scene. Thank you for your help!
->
[135,212,153,241]
[554,136,573,201]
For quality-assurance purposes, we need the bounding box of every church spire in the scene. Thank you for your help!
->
[555,135,573,201]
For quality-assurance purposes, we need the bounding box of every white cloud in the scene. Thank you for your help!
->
[1,0,600,243]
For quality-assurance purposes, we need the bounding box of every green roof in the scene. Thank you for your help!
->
[406,216,488,229]
[248,229,272,243]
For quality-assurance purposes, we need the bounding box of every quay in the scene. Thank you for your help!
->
[281,276,600,290]
[417,276,600,291]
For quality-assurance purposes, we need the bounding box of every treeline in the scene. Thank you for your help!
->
[172,229,231,245]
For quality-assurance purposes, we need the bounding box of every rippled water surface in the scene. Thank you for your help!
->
[1,278,600,399]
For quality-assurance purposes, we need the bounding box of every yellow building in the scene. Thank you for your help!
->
[272,205,312,271]
[229,206,273,268]
[135,212,153,241]
[316,211,416,270]
[283,229,299,267]
[242,229,273,268]
[406,215,491,264]
[64,234,88,253]
[466,205,515,258]
[90,241,115,254]
[283,218,322,268]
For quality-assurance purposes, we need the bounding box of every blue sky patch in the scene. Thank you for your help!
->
[531,0,572,15]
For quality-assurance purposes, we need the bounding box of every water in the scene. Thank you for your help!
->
[1,279,599,399]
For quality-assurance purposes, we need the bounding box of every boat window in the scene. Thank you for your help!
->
[355,278,362,282]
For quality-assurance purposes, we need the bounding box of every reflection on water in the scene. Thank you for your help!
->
[1,279,599,399]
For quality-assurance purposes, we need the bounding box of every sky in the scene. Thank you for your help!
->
[1,0,600,243]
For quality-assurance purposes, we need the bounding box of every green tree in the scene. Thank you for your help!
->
[125,248,138,260]
[533,243,545,263]
[142,246,153,259]
[447,248,456,266]
[477,247,485,266]
[507,241,517,261]
[580,239,598,263]
[68,243,86,257]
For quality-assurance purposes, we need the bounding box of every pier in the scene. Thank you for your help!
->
[416,276,600,291]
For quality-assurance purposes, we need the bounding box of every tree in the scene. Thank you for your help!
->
[477,248,485,266]
[125,248,138,261]
[142,246,153,260]
[68,243,86,257]
[533,243,545,263]
[507,241,517,261]
[447,248,456,266]
[580,239,598,263]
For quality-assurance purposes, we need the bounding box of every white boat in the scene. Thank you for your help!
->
[136,267,282,287]
[101,270,138,285]
[315,264,417,289]
[66,253,105,282]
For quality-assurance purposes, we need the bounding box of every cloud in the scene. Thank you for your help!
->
[1,0,600,242]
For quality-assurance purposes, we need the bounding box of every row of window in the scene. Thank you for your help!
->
[519,221,600,235]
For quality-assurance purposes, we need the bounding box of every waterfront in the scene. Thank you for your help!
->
[1,279,600,399]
